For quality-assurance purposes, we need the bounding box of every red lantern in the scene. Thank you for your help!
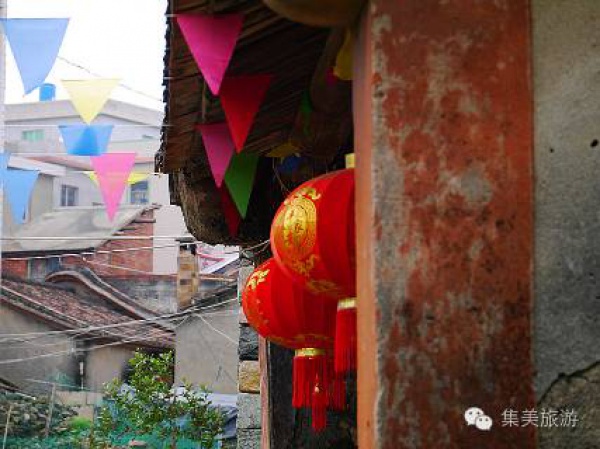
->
[242,258,341,431]
[271,169,356,374]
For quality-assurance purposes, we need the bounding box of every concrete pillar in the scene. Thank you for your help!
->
[533,1,600,446]
[354,1,535,447]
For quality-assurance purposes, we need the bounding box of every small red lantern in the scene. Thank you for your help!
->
[271,169,356,374]
[242,258,342,431]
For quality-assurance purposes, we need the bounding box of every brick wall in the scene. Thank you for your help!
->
[2,210,156,279]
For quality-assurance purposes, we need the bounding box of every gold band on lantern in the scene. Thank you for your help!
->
[337,297,356,310]
[295,348,326,358]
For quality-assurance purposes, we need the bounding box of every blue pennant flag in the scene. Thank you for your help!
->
[0,152,10,185]
[4,169,39,225]
[59,124,114,156]
[0,18,69,94]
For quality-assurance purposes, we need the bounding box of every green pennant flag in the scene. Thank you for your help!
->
[224,153,259,218]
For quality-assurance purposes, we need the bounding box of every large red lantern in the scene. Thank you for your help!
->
[242,258,343,431]
[271,169,356,374]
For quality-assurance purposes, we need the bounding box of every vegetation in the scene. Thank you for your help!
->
[95,351,224,449]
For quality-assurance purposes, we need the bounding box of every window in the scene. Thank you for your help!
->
[130,180,149,205]
[60,185,79,207]
[27,257,60,281]
[21,129,44,142]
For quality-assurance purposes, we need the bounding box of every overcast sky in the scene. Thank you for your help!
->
[5,0,167,111]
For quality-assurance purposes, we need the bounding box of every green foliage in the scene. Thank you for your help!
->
[95,351,224,449]
[67,416,92,432]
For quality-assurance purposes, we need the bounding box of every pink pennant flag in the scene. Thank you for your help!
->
[91,153,136,221]
[220,74,273,152]
[176,14,243,96]
[197,123,235,187]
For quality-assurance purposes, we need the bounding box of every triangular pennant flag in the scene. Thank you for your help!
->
[333,30,353,81]
[266,142,298,158]
[220,75,273,152]
[4,169,39,224]
[0,19,69,94]
[62,79,120,124]
[224,153,259,218]
[197,123,235,187]
[86,171,149,186]
[219,185,241,237]
[176,14,243,96]
[91,153,136,220]
[59,124,114,156]
[0,152,11,186]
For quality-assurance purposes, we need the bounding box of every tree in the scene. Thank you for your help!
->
[96,351,223,449]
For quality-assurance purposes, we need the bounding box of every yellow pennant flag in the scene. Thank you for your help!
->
[86,171,150,186]
[266,142,298,158]
[334,31,353,81]
[62,78,120,124]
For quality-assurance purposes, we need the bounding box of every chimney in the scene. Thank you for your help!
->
[176,237,199,310]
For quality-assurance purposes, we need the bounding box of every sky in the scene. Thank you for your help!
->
[5,0,167,111]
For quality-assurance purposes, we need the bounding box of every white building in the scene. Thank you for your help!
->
[2,98,185,274]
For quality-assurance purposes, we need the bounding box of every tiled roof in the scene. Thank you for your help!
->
[0,278,173,349]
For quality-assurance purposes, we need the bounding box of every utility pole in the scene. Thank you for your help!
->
[1,404,12,449]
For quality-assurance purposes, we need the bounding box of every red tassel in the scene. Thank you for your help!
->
[334,299,357,374]
[311,378,328,432]
[292,349,328,409]
[330,374,346,411]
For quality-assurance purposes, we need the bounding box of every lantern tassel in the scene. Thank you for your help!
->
[330,374,346,411]
[293,348,328,409]
[311,378,328,432]
[335,298,357,374]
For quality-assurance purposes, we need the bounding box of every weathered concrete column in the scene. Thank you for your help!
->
[354,1,535,447]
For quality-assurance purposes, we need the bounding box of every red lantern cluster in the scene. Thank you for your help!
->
[271,168,357,373]
[241,168,356,432]
[241,259,343,431]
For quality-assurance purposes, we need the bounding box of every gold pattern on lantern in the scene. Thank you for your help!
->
[306,278,342,297]
[282,195,317,261]
[246,269,270,290]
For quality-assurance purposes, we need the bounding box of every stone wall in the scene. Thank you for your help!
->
[105,276,176,313]
[236,263,261,449]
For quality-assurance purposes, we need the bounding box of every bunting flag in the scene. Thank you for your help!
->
[197,123,235,188]
[0,152,11,185]
[333,30,353,81]
[176,13,243,96]
[59,124,114,156]
[4,169,40,224]
[85,171,149,186]
[219,185,241,237]
[224,152,259,218]
[277,155,302,174]
[0,18,69,94]
[220,74,273,152]
[62,79,120,124]
[91,153,136,220]
[266,142,298,158]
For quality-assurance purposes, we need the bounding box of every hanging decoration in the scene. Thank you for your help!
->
[0,18,69,94]
[220,74,273,152]
[4,169,40,225]
[271,169,357,374]
[266,141,298,158]
[61,78,120,124]
[176,13,243,96]
[218,186,241,237]
[333,30,353,81]
[59,124,114,156]
[0,152,11,185]
[242,258,340,431]
[197,123,235,188]
[85,171,149,186]
[224,152,259,218]
[90,153,136,220]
